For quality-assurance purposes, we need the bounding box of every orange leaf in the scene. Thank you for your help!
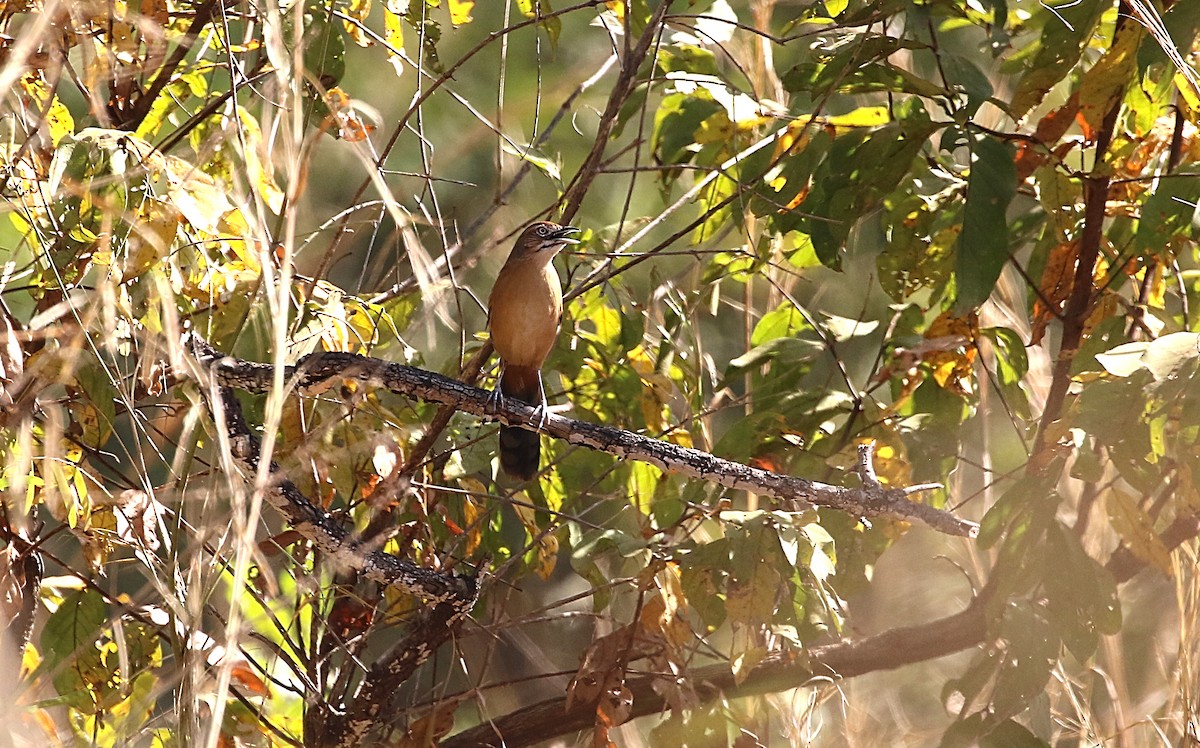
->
[1031,241,1078,345]
[923,311,979,396]
[231,662,269,697]
[1016,92,1079,181]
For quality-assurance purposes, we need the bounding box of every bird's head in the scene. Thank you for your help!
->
[514,221,581,259]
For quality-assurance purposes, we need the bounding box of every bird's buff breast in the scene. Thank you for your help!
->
[488,262,563,368]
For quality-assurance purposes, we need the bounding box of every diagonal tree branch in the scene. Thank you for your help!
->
[443,597,990,748]
[441,510,1200,748]
[198,371,477,607]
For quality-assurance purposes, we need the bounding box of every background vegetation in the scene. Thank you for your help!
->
[1,0,1199,745]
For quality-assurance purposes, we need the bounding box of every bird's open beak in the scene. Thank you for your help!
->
[552,226,582,244]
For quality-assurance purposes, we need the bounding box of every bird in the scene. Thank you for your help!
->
[487,220,581,480]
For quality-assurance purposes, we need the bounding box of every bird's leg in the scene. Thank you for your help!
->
[531,370,549,430]
[485,362,505,417]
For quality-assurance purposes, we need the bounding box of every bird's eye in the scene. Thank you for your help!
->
[536,225,551,237]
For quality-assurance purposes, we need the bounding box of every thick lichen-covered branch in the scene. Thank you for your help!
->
[191,336,979,538]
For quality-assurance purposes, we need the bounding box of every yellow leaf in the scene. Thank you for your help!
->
[19,73,75,146]
[448,0,474,25]
[513,500,557,580]
[1105,488,1173,575]
[341,0,373,46]
[236,107,284,213]
[383,8,405,77]
[924,311,978,396]
[163,156,233,234]
[823,106,890,128]
[1077,24,1145,141]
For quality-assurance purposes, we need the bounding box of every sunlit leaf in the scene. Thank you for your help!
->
[1105,488,1173,575]
[448,0,474,25]
[383,5,406,76]
[1076,23,1145,140]
[798,101,936,269]
[1006,0,1106,119]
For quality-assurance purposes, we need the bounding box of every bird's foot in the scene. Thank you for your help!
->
[485,386,503,418]
[531,376,549,431]
[529,402,548,431]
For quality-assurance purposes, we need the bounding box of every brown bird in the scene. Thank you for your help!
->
[487,220,581,480]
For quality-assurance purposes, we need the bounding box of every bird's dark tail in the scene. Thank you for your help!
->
[499,365,541,480]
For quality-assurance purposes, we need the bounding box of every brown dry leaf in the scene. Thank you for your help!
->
[1015,92,1078,181]
[101,489,163,552]
[396,697,461,747]
[512,501,558,580]
[568,624,654,710]
[1178,460,1200,513]
[259,530,304,556]
[230,661,270,697]
[324,86,376,142]
[456,478,487,556]
[596,684,633,730]
[590,724,615,748]
[328,595,375,639]
[1031,241,1079,345]
[638,564,691,649]
[0,308,24,410]
[924,311,978,397]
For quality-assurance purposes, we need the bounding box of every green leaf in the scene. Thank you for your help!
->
[982,327,1028,385]
[954,135,1017,310]
[656,44,719,76]
[1137,0,1200,74]
[797,103,937,268]
[785,60,946,98]
[781,36,927,95]
[990,600,1060,720]
[72,356,119,449]
[750,303,810,346]
[943,54,995,116]
[981,326,1031,419]
[652,93,725,168]
[976,475,1052,549]
[1136,176,1200,253]
[501,141,562,182]
[878,187,960,301]
[303,3,346,86]
[40,589,112,712]
[1006,0,1106,120]
[1044,525,1122,661]
[822,313,878,341]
